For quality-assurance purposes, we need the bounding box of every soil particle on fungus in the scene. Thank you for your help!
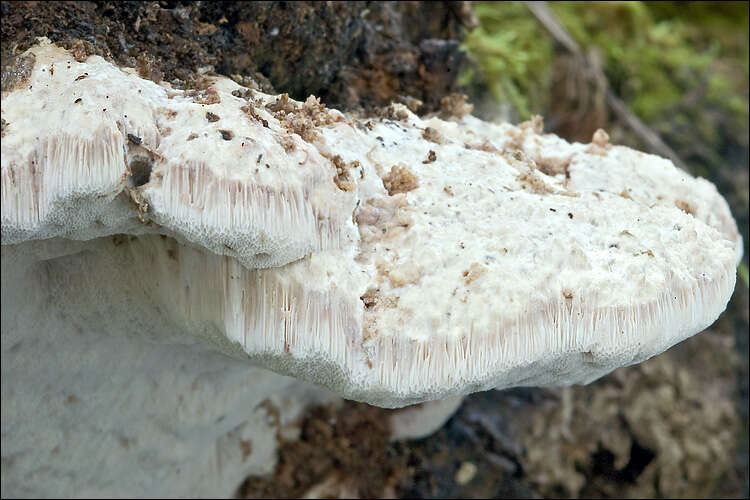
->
[376,103,411,121]
[275,135,296,153]
[440,92,474,118]
[535,156,571,180]
[382,164,419,195]
[586,129,613,156]
[240,104,269,128]
[472,135,501,154]
[360,288,379,310]
[232,85,262,101]
[423,149,437,164]
[422,126,446,145]
[266,94,338,143]
[185,88,221,105]
[265,93,296,115]
[674,199,695,215]
[397,95,424,113]
[440,93,474,118]
[519,115,544,134]
[331,155,357,192]
[462,263,488,285]
[592,128,610,148]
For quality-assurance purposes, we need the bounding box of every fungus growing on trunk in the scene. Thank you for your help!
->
[1,39,743,496]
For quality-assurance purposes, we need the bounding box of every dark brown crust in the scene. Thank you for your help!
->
[1,1,470,112]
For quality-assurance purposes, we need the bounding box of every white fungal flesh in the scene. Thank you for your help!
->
[1,39,742,409]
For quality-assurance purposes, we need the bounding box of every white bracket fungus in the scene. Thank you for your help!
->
[1,39,356,269]
[1,39,743,496]
[2,37,743,405]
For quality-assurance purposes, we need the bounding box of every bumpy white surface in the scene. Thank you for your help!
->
[1,39,356,269]
[137,112,736,407]
[0,39,743,496]
[2,40,742,408]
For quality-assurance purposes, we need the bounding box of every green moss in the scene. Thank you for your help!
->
[462,1,748,149]
[739,263,750,289]
[553,2,747,128]
[461,2,554,119]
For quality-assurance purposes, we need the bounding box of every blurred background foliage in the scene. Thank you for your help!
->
[463,1,748,137]
[461,0,749,285]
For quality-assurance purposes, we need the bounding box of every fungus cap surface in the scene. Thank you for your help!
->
[1,40,742,407]
[1,39,355,269]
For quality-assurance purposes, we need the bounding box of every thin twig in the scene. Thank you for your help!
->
[524,1,688,170]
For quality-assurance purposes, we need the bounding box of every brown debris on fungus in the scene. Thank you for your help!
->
[440,93,474,118]
[675,200,695,215]
[423,150,437,164]
[332,155,356,192]
[519,115,544,134]
[382,164,419,195]
[422,126,445,145]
